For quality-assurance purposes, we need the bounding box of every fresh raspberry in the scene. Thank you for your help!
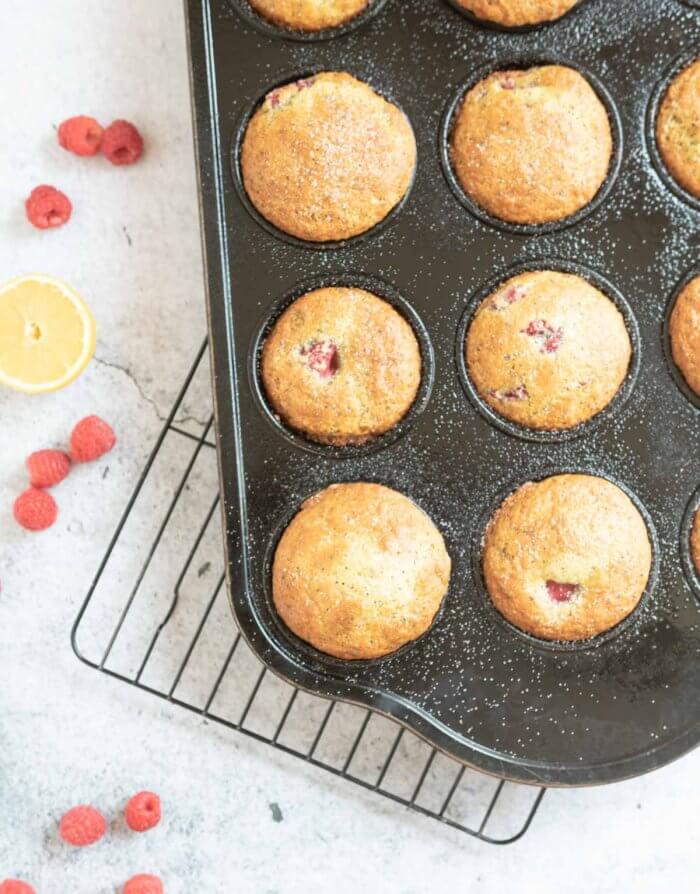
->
[546,581,580,603]
[26,450,71,489]
[13,488,58,531]
[58,805,107,847]
[123,874,163,894]
[25,185,72,229]
[300,340,339,378]
[70,415,116,463]
[125,791,161,832]
[0,881,36,894]
[58,116,103,156]
[101,120,144,166]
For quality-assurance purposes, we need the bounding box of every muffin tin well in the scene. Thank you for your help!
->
[228,0,390,41]
[443,0,590,32]
[231,68,417,250]
[187,0,700,786]
[646,48,700,213]
[455,259,641,442]
[248,274,435,457]
[439,56,624,235]
[663,266,700,411]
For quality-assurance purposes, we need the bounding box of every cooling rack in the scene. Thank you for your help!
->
[71,340,545,844]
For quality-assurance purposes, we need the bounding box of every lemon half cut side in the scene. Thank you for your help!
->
[0,274,96,394]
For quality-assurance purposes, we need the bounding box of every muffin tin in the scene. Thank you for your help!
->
[185,0,700,785]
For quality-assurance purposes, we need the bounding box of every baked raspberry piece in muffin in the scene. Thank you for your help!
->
[240,72,416,241]
[465,270,631,430]
[453,0,579,27]
[656,57,700,200]
[483,474,652,641]
[261,286,421,445]
[273,483,451,659]
[449,65,613,225]
[248,0,371,31]
[669,274,700,398]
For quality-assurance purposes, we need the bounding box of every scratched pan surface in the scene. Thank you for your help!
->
[184,0,700,785]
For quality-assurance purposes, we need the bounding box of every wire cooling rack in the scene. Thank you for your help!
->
[71,340,546,844]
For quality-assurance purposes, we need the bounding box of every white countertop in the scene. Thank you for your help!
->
[0,2,698,891]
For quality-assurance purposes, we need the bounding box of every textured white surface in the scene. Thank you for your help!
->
[0,1,699,891]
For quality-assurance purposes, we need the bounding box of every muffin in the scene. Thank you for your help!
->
[449,65,613,225]
[483,474,652,641]
[248,0,371,30]
[240,72,416,242]
[261,286,422,445]
[656,57,700,199]
[453,0,579,26]
[272,483,452,659]
[465,270,631,430]
[670,275,700,397]
[692,509,700,577]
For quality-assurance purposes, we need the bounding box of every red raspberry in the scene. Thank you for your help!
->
[125,791,161,832]
[0,881,36,894]
[70,415,116,463]
[25,185,72,229]
[58,115,103,156]
[101,120,144,166]
[58,805,107,847]
[546,581,581,603]
[300,340,339,378]
[13,488,58,531]
[123,875,163,894]
[26,450,71,489]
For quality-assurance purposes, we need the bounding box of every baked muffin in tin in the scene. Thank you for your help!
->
[248,0,372,30]
[656,57,700,200]
[452,0,579,27]
[272,482,452,659]
[669,274,700,398]
[465,270,631,431]
[483,474,652,642]
[261,286,422,445]
[692,509,700,577]
[240,72,416,242]
[449,64,613,226]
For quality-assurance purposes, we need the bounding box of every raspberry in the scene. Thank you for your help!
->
[58,805,107,847]
[25,185,72,229]
[13,488,58,531]
[70,415,116,463]
[125,791,161,832]
[58,116,103,156]
[500,74,517,90]
[123,875,164,894]
[26,450,71,489]
[491,284,526,310]
[488,384,529,402]
[300,340,339,378]
[101,120,144,166]
[521,319,563,354]
[0,881,36,894]
[546,581,580,603]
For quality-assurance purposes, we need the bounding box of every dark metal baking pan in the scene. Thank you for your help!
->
[184,0,700,786]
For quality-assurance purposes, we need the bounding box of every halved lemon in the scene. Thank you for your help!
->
[0,274,96,394]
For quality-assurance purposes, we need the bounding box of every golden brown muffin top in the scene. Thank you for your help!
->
[692,509,700,577]
[240,72,416,242]
[453,0,579,26]
[248,0,371,30]
[450,65,613,225]
[272,483,452,659]
[483,474,652,641]
[670,274,700,398]
[656,57,700,200]
[466,270,631,430]
[261,287,422,445]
